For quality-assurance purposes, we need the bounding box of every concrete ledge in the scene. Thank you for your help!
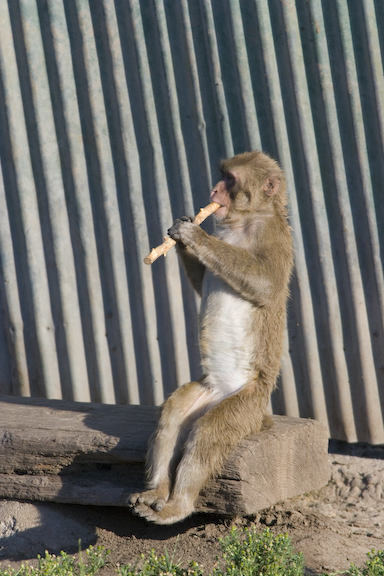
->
[0,396,330,516]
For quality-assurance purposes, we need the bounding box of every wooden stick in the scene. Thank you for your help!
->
[144,202,220,265]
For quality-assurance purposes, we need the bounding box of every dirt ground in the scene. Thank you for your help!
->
[1,441,384,575]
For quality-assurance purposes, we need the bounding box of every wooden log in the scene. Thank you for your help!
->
[0,396,329,515]
[199,416,330,515]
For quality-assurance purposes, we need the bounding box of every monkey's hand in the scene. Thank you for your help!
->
[168,216,200,245]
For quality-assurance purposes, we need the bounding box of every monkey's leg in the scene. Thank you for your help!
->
[129,380,215,513]
[137,382,270,524]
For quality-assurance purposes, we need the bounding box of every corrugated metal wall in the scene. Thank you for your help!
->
[0,0,383,443]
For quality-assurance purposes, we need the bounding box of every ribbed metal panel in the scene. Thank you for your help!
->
[0,0,383,442]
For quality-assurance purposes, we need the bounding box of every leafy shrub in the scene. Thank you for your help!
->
[0,543,109,576]
[117,527,304,576]
[2,527,384,576]
[118,527,384,576]
[117,548,204,576]
[213,526,304,576]
[327,549,384,576]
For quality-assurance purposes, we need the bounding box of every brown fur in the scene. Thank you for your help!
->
[129,151,293,524]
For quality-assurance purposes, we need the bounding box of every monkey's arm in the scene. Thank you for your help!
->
[175,243,206,296]
[169,221,288,304]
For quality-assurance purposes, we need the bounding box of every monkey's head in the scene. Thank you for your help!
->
[210,151,287,223]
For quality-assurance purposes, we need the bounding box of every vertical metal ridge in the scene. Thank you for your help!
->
[227,0,261,150]
[363,0,384,163]
[46,0,115,404]
[18,0,90,402]
[337,0,384,331]
[310,0,383,444]
[154,0,195,216]
[363,0,384,136]
[180,0,212,187]
[75,0,139,404]
[282,0,358,441]
[255,0,327,427]
[129,0,191,397]
[101,0,163,403]
[0,0,62,399]
[201,0,233,158]
[0,161,30,396]
[336,0,384,442]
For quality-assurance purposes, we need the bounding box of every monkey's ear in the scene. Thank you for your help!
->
[262,175,281,196]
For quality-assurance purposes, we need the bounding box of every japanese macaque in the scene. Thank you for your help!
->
[129,151,293,525]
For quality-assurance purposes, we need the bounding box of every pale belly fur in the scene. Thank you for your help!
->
[199,271,255,401]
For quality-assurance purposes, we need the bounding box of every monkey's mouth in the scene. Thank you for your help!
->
[214,206,228,220]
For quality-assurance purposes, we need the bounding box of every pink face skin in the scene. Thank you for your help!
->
[210,171,238,219]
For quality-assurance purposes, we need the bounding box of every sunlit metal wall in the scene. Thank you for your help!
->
[0,0,383,443]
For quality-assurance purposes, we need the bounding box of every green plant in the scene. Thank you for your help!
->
[3,527,384,576]
[117,527,304,576]
[322,549,384,576]
[116,548,204,576]
[213,526,304,576]
[0,542,109,576]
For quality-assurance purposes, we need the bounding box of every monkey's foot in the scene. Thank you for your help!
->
[131,498,194,525]
[128,489,168,512]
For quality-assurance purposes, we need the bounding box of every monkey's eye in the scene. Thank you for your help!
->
[224,172,236,186]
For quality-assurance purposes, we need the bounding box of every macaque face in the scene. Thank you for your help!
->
[210,170,239,219]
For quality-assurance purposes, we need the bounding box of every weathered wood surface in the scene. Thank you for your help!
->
[0,396,330,515]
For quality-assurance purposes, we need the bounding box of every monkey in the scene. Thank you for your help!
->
[129,151,293,525]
